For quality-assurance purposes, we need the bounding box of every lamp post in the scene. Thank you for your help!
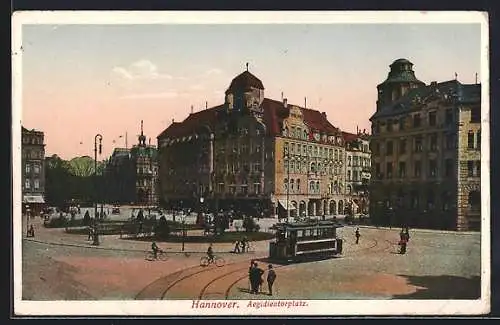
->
[181,213,186,252]
[93,134,103,246]
[283,147,290,220]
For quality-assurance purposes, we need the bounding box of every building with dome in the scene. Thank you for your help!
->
[369,59,481,231]
[157,66,350,218]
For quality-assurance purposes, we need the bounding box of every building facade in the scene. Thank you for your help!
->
[343,130,371,214]
[158,69,349,218]
[369,58,481,231]
[104,121,159,206]
[22,126,46,216]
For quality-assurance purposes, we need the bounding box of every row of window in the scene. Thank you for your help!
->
[284,160,342,176]
[24,178,40,190]
[22,150,44,159]
[372,133,461,156]
[25,163,41,174]
[217,183,262,195]
[22,136,44,145]
[373,107,480,135]
[347,156,371,168]
[374,158,464,179]
[283,179,344,195]
[346,170,365,182]
[218,142,261,155]
[284,142,344,161]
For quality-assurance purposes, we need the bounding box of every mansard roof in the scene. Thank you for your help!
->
[370,80,481,120]
[157,99,341,140]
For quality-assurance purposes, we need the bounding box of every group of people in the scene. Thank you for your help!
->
[248,261,277,295]
[232,236,250,254]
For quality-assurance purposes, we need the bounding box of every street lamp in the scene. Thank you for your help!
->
[93,134,103,246]
[181,212,186,252]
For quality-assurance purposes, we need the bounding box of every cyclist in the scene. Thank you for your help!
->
[151,241,159,260]
[207,243,215,264]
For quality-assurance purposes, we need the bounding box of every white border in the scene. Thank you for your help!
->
[12,11,490,316]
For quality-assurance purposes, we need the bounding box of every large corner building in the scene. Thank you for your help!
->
[157,69,355,218]
[369,59,481,231]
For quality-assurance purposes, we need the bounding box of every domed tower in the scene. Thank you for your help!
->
[225,63,265,114]
[376,58,425,111]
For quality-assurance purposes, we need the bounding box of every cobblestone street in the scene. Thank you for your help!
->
[21,217,481,300]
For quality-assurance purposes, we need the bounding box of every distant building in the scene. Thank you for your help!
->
[369,58,481,230]
[157,68,349,218]
[22,126,46,216]
[104,121,159,206]
[343,130,371,214]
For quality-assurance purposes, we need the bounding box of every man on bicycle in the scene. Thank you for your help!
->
[207,244,215,264]
[151,241,159,260]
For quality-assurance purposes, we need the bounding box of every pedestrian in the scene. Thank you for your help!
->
[355,227,361,244]
[399,229,407,254]
[233,240,241,254]
[404,226,410,242]
[88,226,94,241]
[255,263,264,293]
[267,264,277,295]
[248,261,255,293]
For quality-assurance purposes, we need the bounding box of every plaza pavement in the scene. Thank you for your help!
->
[21,213,482,301]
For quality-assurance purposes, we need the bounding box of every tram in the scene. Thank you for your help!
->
[268,220,344,262]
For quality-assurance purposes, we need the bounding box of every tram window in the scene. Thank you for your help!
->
[297,230,303,237]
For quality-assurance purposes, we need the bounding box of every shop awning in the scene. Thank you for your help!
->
[278,199,296,210]
[23,195,45,204]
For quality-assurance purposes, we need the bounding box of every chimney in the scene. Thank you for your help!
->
[171,118,174,124]
[322,112,327,119]
[283,98,288,108]
[190,105,194,114]
[281,91,284,101]
[149,138,151,145]
[304,97,307,109]
[206,101,208,109]
[475,73,478,84]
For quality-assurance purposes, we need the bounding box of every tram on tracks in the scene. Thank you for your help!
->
[269,220,344,262]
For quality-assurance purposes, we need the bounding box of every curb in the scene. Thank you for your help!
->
[353,225,480,235]
[23,237,259,255]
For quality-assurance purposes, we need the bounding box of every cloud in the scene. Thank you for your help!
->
[204,68,223,77]
[112,59,173,80]
[120,91,180,99]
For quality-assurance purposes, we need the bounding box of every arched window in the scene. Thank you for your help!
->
[318,163,322,173]
[311,162,316,173]
[284,178,288,192]
[309,181,315,192]
[290,179,295,191]
[296,179,301,192]
[290,160,295,173]
[315,181,320,192]
[347,185,352,194]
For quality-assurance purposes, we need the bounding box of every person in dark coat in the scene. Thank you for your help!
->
[355,228,361,244]
[267,264,277,295]
[251,262,264,294]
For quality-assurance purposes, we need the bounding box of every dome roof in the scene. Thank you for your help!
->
[226,70,264,93]
[391,58,412,66]
[379,58,424,86]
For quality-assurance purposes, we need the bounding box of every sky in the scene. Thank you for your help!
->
[20,20,482,160]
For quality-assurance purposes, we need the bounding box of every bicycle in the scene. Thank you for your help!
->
[145,250,169,261]
[200,255,225,267]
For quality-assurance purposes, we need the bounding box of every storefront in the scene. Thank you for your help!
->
[22,194,46,217]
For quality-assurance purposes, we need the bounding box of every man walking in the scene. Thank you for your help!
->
[267,264,277,296]
[355,227,361,244]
